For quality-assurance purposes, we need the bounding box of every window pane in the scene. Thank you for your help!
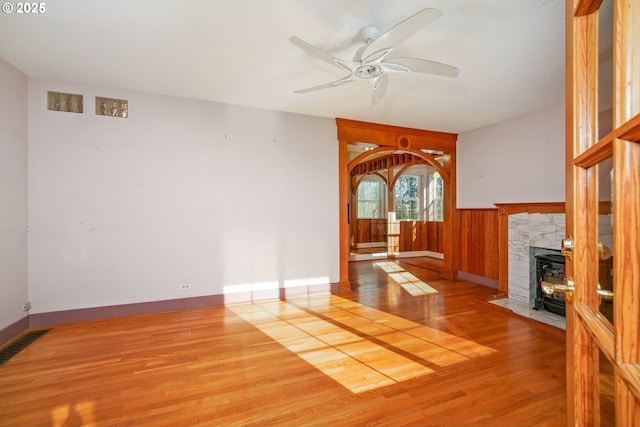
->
[428,199,443,221]
[357,180,381,218]
[395,175,419,198]
[428,173,444,222]
[358,201,379,218]
[358,181,379,199]
[394,175,420,221]
[395,199,419,220]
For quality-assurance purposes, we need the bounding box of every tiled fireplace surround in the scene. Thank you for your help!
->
[492,203,568,329]
[494,204,613,329]
[507,212,565,304]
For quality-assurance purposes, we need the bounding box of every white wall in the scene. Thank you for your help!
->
[0,58,29,330]
[457,103,565,208]
[28,79,339,313]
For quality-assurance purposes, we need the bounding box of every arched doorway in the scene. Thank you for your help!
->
[349,148,448,259]
[336,119,458,291]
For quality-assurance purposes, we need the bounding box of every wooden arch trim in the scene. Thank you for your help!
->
[390,163,424,189]
[348,147,450,184]
[351,173,388,195]
[337,118,458,291]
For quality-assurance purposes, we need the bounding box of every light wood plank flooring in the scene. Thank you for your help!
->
[0,258,566,426]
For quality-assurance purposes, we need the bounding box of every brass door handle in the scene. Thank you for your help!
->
[597,284,614,300]
[598,242,612,260]
[541,277,614,305]
[561,236,574,259]
[560,237,611,260]
[541,276,575,303]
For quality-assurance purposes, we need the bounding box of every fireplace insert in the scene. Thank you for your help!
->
[534,253,566,316]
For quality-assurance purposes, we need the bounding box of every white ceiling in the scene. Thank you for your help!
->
[0,0,565,134]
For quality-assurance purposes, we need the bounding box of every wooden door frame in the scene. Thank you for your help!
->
[566,0,640,425]
[565,1,598,423]
[336,118,458,291]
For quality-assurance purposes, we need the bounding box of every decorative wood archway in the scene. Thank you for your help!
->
[336,118,458,291]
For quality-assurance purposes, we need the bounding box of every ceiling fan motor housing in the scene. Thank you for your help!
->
[355,64,383,79]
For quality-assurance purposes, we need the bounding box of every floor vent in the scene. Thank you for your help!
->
[0,329,51,367]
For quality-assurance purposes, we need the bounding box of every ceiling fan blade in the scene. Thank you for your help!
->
[354,8,442,62]
[384,57,459,78]
[362,47,395,63]
[294,74,356,94]
[371,74,389,105]
[290,36,350,71]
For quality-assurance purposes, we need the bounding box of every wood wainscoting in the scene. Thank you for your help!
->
[353,219,444,254]
[457,209,499,281]
[398,221,443,253]
[353,219,387,246]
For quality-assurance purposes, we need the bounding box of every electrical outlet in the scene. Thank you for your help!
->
[22,302,31,311]
[179,283,191,290]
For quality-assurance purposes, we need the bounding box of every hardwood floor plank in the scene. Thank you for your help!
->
[0,258,566,426]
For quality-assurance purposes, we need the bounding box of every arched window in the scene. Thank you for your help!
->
[428,172,444,221]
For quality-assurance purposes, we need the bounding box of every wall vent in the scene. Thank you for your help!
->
[0,329,51,367]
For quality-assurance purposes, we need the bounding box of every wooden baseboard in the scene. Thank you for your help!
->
[458,271,499,288]
[28,282,342,328]
[0,316,30,347]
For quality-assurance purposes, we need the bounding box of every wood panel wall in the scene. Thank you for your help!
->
[457,209,499,280]
[354,219,387,244]
[354,219,443,253]
[398,221,443,253]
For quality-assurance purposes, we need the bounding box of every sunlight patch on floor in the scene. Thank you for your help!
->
[227,294,495,394]
[228,301,432,393]
[51,401,96,427]
[375,261,438,296]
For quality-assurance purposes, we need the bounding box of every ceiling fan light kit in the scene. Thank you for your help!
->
[290,8,459,105]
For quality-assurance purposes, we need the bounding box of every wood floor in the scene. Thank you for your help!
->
[0,258,567,426]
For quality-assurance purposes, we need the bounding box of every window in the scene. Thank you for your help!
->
[357,178,383,218]
[394,175,420,220]
[428,172,444,221]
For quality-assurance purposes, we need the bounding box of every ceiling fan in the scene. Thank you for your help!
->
[290,8,459,105]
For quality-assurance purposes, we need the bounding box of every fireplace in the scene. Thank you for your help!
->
[533,253,566,316]
[531,250,614,319]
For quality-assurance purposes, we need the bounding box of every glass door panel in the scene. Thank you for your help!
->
[597,159,614,325]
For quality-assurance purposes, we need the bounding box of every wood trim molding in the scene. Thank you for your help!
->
[574,0,603,17]
[348,147,449,183]
[337,118,457,152]
[495,202,566,216]
[27,282,342,328]
[495,202,566,293]
[574,112,640,168]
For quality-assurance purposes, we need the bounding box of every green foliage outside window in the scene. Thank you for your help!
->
[394,176,419,220]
